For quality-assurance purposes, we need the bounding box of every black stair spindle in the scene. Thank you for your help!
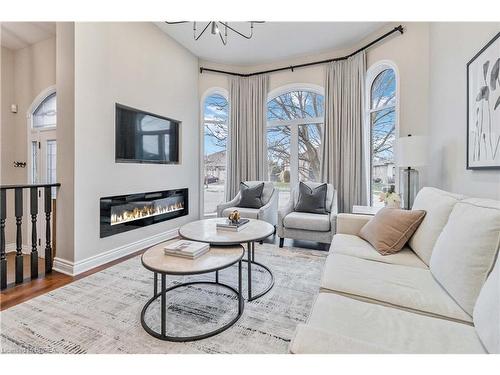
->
[15,187,23,284]
[0,188,7,290]
[44,187,53,273]
[30,187,39,279]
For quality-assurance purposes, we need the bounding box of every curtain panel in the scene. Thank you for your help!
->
[320,51,367,213]
[227,74,269,199]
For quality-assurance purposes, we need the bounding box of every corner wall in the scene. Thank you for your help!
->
[70,22,199,269]
[427,23,500,199]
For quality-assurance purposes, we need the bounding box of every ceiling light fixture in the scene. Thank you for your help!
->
[165,21,264,46]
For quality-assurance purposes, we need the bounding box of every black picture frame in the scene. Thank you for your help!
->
[466,32,500,170]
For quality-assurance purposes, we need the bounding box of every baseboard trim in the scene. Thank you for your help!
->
[53,228,179,276]
[6,243,30,254]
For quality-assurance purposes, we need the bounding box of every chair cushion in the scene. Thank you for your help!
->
[243,181,274,205]
[283,212,330,232]
[473,253,500,353]
[294,182,328,214]
[330,234,427,269]
[238,182,264,208]
[359,208,426,255]
[321,253,472,323]
[291,293,485,354]
[409,187,465,265]
[430,198,500,316]
[293,182,334,213]
[221,206,259,219]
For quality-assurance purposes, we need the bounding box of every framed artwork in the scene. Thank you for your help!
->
[467,32,500,169]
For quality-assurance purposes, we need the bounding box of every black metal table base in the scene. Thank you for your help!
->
[141,261,244,342]
[243,241,275,302]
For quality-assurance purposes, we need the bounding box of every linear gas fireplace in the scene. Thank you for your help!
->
[100,188,188,238]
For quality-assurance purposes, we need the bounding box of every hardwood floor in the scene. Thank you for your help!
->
[0,249,146,311]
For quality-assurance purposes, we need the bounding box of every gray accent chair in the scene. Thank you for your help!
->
[277,182,337,247]
[216,181,279,227]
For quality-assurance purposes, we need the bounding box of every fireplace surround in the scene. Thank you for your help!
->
[100,188,188,238]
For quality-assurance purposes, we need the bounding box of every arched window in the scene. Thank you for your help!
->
[202,91,229,216]
[366,63,398,206]
[32,92,56,129]
[267,86,324,208]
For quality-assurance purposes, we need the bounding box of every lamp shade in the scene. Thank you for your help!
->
[397,135,427,167]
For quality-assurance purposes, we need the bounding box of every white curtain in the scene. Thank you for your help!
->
[227,75,269,199]
[320,51,367,213]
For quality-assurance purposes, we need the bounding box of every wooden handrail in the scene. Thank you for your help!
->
[0,183,61,190]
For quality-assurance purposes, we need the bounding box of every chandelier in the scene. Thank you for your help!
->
[165,21,264,46]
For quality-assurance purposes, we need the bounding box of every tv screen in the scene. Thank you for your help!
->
[115,104,180,164]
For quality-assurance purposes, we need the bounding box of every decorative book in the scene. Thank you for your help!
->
[164,240,210,259]
[216,218,250,232]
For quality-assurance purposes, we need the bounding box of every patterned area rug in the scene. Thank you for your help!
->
[0,243,326,354]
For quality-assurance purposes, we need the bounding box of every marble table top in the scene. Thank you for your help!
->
[141,239,244,275]
[178,218,275,245]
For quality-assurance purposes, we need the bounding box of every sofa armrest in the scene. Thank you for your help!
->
[336,214,372,235]
[258,189,279,226]
[216,193,241,217]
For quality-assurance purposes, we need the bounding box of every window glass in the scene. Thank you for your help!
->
[33,92,56,128]
[203,93,228,216]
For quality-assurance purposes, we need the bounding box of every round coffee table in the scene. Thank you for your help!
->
[141,240,245,342]
[179,218,275,301]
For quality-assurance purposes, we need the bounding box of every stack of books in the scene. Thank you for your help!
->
[216,218,250,232]
[164,240,210,259]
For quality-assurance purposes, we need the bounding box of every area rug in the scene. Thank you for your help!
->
[0,243,327,354]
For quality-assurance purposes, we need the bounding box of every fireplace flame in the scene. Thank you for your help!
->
[111,201,184,226]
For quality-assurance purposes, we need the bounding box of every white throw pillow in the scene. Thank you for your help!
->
[473,253,500,354]
[430,198,500,316]
[409,187,465,265]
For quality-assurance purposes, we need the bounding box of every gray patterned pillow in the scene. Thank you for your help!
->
[295,182,328,214]
[238,182,265,209]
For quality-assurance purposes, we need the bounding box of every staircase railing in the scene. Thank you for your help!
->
[0,183,60,290]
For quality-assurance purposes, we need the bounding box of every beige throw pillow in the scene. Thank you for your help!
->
[359,208,426,255]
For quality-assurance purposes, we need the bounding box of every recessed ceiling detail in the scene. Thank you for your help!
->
[156,22,386,66]
[1,22,56,50]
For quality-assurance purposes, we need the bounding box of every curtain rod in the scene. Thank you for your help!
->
[199,25,404,77]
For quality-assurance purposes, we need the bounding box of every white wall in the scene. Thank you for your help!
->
[1,37,56,245]
[71,22,199,267]
[428,23,500,199]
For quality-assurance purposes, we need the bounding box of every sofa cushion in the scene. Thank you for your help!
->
[291,293,485,354]
[238,182,265,208]
[283,212,330,232]
[330,234,427,269]
[430,198,500,316]
[290,324,393,354]
[321,253,472,323]
[473,253,500,353]
[359,208,426,255]
[221,206,259,219]
[409,187,465,265]
[294,182,328,214]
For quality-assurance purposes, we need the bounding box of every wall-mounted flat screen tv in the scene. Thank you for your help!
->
[115,104,180,164]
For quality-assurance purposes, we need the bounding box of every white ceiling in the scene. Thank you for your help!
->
[1,22,56,50]
[156,22,386,66]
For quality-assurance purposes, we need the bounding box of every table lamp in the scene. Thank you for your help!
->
[397,135,427,210]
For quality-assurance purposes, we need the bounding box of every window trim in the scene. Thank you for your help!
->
[364,60,400,205]
[266,84,325,190]
[27,85,57,131]
[200,87,229,218]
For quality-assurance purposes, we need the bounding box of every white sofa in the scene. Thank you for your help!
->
[290,187,500,354]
